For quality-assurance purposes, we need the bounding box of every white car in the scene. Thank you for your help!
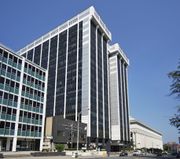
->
[133,150,142,156]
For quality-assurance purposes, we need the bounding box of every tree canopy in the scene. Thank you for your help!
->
[168,60,180,132]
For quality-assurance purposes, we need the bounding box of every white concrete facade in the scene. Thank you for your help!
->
[108,43,130,144]
[130,117,163,150]
[0,44,47,151]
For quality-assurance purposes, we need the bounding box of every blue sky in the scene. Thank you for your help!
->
[0,0,179,143]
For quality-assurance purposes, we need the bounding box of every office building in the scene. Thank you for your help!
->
[130,117,163,150]
[18,6,111,144]
[108,43,130,147]
[0,44,47,151]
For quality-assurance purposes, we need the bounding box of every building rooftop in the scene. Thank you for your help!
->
[130,116,162,136]
[108,43,129,65]
[0,43,15,53]
[17,6,112,55]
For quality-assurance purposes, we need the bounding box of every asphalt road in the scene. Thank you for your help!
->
[82,156,176,159]
[5,156,176,159]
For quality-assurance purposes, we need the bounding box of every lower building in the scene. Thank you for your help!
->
[44,116,87,150]
[164,142,180,153]
[130,117,163,150]
[0,44,47,151]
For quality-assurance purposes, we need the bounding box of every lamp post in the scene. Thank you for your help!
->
[75,108,89,157]
[76,111,81,156]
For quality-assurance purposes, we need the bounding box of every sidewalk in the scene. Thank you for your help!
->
[1,150,116,159]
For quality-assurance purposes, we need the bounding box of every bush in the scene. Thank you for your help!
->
[55,144,65,152]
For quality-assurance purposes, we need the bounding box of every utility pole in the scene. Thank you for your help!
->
[71,124,73,148]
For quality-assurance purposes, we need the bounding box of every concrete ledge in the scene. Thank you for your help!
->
[31,152,66,156]
[65,150,107,157]
[3,152,31,158]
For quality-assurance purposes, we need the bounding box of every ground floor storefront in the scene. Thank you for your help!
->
[0,137,40,151]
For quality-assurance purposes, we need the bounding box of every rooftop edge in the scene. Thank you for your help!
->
[108,43,129,65]
[17,6,112,55]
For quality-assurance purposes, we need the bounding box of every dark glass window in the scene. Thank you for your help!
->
[0,48,3,55]
[21,53,27,58]
[27,49,33,61]
[118,58,123,141]
[55,30,67,115]
[78,21,83,115]
[33,45,41,65]
[4,51,8,58]
[41,40,49,69]
[0,49,2,61]
[46,36,58,116]
[97,29,103,138]
[90,20,97,137]
[124,64,130,142]
[103,37,109,139]
[66,24,77,121]
[121,60,127,141]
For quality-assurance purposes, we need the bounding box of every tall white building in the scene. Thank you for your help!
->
[108,43,130,146]
[16,6,131,148]
[18,6,111,144]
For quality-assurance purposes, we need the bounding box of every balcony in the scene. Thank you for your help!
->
[2,57,8,63]
[0,113,17,121]
[0,128,14,136]
[8,59,13,66]
[0,69,6,76]
[20,104,43,114]
[0,83,4,90]
[19,131,40,137]
[17,64,21,70]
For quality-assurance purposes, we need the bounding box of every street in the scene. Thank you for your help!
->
[3,155,176,159]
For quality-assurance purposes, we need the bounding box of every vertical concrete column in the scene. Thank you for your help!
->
[101,33,105,139]
[40,70,48,151]
[12,58,25,151]
[122,62,127,141]
[75,22,79,121]
[64,27,69,119]
[53,33,60,116]
[119,59,125,141]
[81,17,91,137]
[132,132,136,150]
[12,138,17,152]
[95,26,99,139]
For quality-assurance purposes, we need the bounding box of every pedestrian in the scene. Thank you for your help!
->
[106,140,111,157]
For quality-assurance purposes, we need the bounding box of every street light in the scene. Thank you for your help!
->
[75,108,89,157]
[76,111,81,156]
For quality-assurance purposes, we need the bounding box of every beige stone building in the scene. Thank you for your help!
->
[130,117,163,150]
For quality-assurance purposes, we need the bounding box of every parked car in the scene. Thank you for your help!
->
[81,146,87,152]
[133,150,142,156]
[119,151,128,156]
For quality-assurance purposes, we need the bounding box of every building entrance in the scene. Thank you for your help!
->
[0,137,12,151]
[17,139,40,151]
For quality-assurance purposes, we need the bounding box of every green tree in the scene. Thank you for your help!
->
[168,60,180,132]
[55,144,64,152]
